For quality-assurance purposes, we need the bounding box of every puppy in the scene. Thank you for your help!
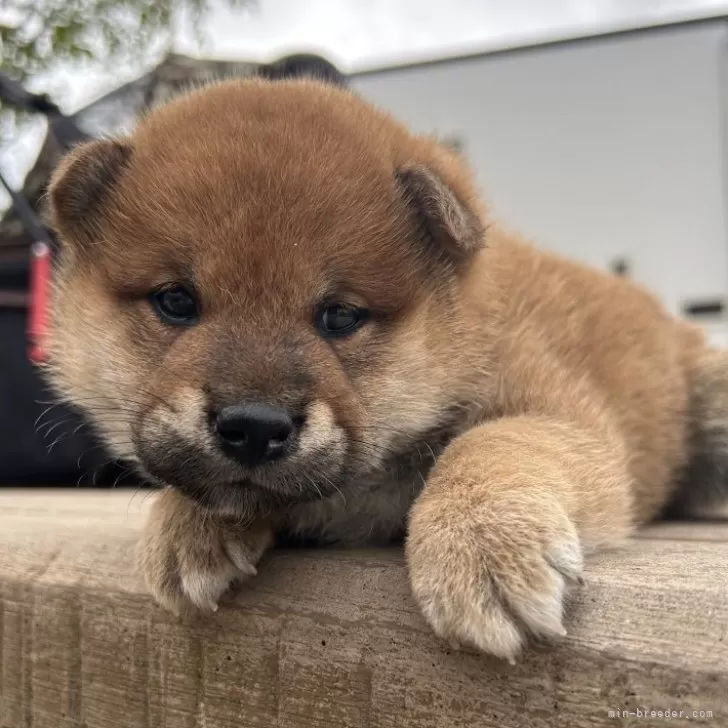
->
[45,78,728,661]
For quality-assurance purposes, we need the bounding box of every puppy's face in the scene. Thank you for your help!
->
[47,80,488,514]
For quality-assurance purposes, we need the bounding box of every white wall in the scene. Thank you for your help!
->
[352,22,728,330]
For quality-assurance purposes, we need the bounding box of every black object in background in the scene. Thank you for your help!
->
[0,72,135,486]
[259,53,347,87]
[0,307,137,485]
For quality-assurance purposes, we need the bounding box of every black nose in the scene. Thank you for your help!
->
[214,403,295,465]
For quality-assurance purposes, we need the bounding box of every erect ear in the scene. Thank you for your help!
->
[47,138,131,249]
[395,164,485,264]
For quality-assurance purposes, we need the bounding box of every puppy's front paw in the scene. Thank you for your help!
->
[137,488,273,614]
[406,492,583,662]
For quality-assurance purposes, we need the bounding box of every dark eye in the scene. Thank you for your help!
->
[316,303,369,337]
[150,284,199,325]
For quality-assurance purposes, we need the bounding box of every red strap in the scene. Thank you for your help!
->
[28,242,51,364]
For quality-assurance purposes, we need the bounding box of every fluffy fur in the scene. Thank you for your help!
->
[45,78,728,661]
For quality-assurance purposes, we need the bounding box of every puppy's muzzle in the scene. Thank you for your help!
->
[212,402,302,467]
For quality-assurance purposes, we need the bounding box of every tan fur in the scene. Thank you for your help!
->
[136,487,273,614]
[45,78,727,661]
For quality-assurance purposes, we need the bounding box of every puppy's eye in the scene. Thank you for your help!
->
[316,303,369,337]
[150,284,199,325]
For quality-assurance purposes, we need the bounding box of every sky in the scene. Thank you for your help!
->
[2,0,728,208]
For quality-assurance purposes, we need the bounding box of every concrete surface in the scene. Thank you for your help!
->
[0,490,725,727]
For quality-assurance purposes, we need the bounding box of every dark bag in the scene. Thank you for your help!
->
[0,305,129,485]
[0,76,136,486]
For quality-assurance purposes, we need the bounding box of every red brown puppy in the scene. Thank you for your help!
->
[46,78,728,661]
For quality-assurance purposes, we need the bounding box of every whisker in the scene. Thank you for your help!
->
[303,474,324,501]
[33,402,65,428]
[71,421,87,437]
[40,416,77,439]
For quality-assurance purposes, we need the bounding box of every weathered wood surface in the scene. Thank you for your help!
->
[0,491,725,728]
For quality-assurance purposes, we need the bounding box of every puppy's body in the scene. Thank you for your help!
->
[282,235,703,545]
[46,78,728,661]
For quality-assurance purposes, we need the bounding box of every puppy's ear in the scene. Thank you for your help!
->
[47,139,131,250]
[396,164,485,264]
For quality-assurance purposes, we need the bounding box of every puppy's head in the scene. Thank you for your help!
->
[46,79,489,514]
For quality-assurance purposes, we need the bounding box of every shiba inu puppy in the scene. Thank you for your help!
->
[46,78,728,661]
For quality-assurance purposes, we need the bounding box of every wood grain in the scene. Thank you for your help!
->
[0,490,725,727]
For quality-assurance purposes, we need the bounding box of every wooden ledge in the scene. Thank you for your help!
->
[0,490,726,727]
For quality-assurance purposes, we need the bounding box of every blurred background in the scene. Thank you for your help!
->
[2,0,728,485]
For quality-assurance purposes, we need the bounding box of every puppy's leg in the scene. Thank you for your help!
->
[406,415,633,662]
[137,487,274,614]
